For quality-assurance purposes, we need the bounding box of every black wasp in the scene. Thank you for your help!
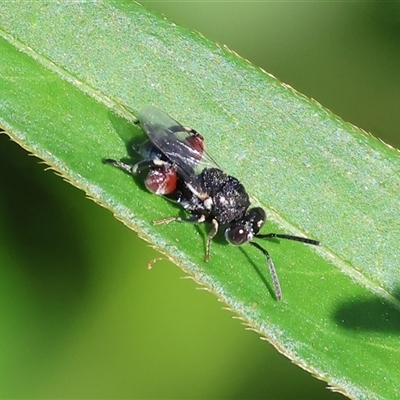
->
[105,107,320,300]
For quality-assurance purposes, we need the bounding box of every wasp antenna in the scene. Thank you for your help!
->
[249,241,282,301]
[256,233,320,246]
[104,159,135,174]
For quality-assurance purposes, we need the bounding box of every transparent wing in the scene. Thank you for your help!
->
[138,107,220,186]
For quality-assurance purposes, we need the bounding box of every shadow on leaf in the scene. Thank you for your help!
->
[333,289,400,333]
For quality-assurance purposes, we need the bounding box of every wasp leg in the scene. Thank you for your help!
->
[132,159,169,174]
[153,214,205,226]
[153,214,214,262]
[105,158,170,176]
[183,126,199,135]
[205,218,219,262]
[153,216,179,225]
[104,159,134,174]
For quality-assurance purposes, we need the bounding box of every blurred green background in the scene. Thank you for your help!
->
[1,2,399,399]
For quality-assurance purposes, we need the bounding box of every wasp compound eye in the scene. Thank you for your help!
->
[225,225,250,246]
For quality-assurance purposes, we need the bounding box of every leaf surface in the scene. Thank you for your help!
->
[1,2,399,398]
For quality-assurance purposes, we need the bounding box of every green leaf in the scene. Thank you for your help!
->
[1,2,399,398]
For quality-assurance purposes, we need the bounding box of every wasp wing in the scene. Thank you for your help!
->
[138,107,220,187]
